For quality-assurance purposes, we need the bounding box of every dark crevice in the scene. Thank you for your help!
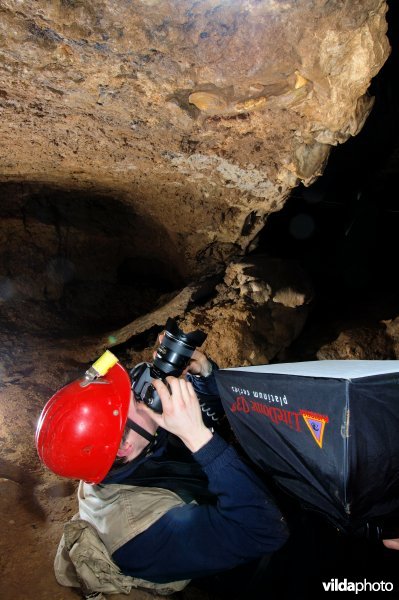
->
[253,0,399,329]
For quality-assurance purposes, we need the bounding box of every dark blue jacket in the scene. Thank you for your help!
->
[108,365,289,582]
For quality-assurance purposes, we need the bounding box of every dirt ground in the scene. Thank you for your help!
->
[0,328,76,600]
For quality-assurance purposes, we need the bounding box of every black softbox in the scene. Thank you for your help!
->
[215,360,399,535]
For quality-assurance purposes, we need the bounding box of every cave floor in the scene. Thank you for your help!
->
[0,326,80,600]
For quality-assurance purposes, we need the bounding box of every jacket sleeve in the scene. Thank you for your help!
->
[186,359,225,427]
[112,434,289,583]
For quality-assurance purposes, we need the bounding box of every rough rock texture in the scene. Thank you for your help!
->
[107,256,314,369]
[0,0,392,361]
[180,256,314,367]
[382,317,399,358]
[0,2,394,599]
[316,325,395,360]
[0,0,390,281]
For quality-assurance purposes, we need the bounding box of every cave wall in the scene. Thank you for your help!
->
[0,0,391,282]
[0,183,182,331]
[0,5,397,595]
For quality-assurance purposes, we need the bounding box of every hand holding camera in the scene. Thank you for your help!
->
[137,377,213,452]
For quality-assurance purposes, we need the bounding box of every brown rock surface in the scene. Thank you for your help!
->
[0,0,390,278]
[0,1,394,599]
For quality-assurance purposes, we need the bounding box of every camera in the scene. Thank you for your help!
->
[130,318,207,414]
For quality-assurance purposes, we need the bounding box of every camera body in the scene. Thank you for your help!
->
[131,318,207,414]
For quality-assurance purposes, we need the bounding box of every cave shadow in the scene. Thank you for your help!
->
[252,0,399,349]
[0,457,47,522]
[0,182,185,337]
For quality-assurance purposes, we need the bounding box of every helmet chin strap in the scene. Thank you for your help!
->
[126,418,156,444]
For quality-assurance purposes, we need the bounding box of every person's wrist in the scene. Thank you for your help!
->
[182,427,213,453]
[195,359,213,379]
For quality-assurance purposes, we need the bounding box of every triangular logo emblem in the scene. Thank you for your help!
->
[300,410,329,448]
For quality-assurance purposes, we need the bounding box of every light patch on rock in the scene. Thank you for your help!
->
[168,152,276,199]
[273,287,306,308]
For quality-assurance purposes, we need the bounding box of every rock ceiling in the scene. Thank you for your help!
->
[0,0,390,275]
[0,0,394,365]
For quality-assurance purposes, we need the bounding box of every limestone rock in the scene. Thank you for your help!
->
[0,0,391,280]
[180,256,314,367]
[382,317,399,359]
[316,326,394,360]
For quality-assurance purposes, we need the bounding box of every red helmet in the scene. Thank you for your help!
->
[35,362,131,484]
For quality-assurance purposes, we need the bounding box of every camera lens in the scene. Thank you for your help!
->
[131,318,207,413]
[153,333,195,376]
[152,318,207,378]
